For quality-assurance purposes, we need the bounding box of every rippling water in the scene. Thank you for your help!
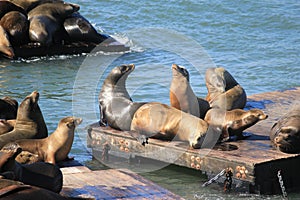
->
[0,0,299,199]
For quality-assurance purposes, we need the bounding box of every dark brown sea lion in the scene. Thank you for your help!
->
[0,26,14,59]
[0,143,63,193]
[170,64,210,119]
[28,2,80,45]
[270,108,300,153]
[0,120,15,135]
[0,91,48,149]
[11,116,82,164]
[8,0,63,12]
[0,1,26,18]
[205,67,247,110]
[0,183,69,200]
[0,97,18,120]
[63,12,109,44]
[131,102,209,148]
[99,64,146,131]
[204,108,268,140]
[0,11,29,45]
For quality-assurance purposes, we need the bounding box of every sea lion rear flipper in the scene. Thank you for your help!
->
[129,131,148,146]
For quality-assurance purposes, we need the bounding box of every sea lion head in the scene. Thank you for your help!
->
[17,91,40,120]
[172,64,189,81]
[60,116,82,130]
[106,64,135,87]
[248,109,268,121]
[273,126,300,153]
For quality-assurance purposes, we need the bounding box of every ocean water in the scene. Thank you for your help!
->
[0,0,299,199]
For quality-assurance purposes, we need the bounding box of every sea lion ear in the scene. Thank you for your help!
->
[65,3,80,13]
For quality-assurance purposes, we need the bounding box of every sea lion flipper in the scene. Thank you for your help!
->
[129,131,148,146]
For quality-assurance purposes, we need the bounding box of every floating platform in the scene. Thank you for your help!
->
[2,36,130,59]
[87,87,300,195]
[60,165,183,199]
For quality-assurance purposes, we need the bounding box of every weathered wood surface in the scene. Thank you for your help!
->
[87,87,300,194]
[60,166,184,200]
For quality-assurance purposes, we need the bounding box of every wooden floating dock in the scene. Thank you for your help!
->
[87,87,300,195]
[60,165,183,199]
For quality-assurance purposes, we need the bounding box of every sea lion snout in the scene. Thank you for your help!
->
[74,117,83,126]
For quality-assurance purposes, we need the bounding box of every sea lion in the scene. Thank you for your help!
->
[0,26,14,59]
[0,120,15,135]
[0,1,26,18]
[28,2,80,45]
[99,64,146,131]
[131,102,209,148]
[0,183,69,200]
[0,11,29,45]
[204,108,268,140]
[205,67,247,110]
[63,12,109,44]
[170,64,210,119]
[8,0,63,12]
[0,143,63,193]
[270,108,300,153]
[10,116,82,164]
[0,96,18,120]
[0,91,48,148]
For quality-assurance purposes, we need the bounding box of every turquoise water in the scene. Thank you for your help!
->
[0,0,299,199]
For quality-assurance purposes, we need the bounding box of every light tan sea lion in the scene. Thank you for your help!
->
[205,67,247,110]
[0,91,48,149]
[170,64,210,119]
[28,2,80,45]
[270,108,300,153]
[131,102,209,148]
[0,11,29,45]
[11,116,82,164]
[0,26,14,59]
[204,108,268,140]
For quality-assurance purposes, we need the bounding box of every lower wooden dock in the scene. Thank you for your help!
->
[87,87,300,195]
[60,165,183,199]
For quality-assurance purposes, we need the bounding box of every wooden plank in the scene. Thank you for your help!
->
[60,166,184,199]
[87,87,300,194]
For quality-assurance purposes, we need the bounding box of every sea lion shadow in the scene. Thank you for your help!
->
[244,132,270,141]
[245,99,273,110]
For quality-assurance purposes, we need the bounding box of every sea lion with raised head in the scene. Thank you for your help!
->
[28,2,80,45]
[170,64,210,119]
[10,116,82,164]
[0,96,18,120]
[205,67,247,110]
[270,108,300,153]
[0,11,29,45]
[204,108,268,140]
[131,102,209,148]
[0,91,48,148]
[99,64,146,131]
